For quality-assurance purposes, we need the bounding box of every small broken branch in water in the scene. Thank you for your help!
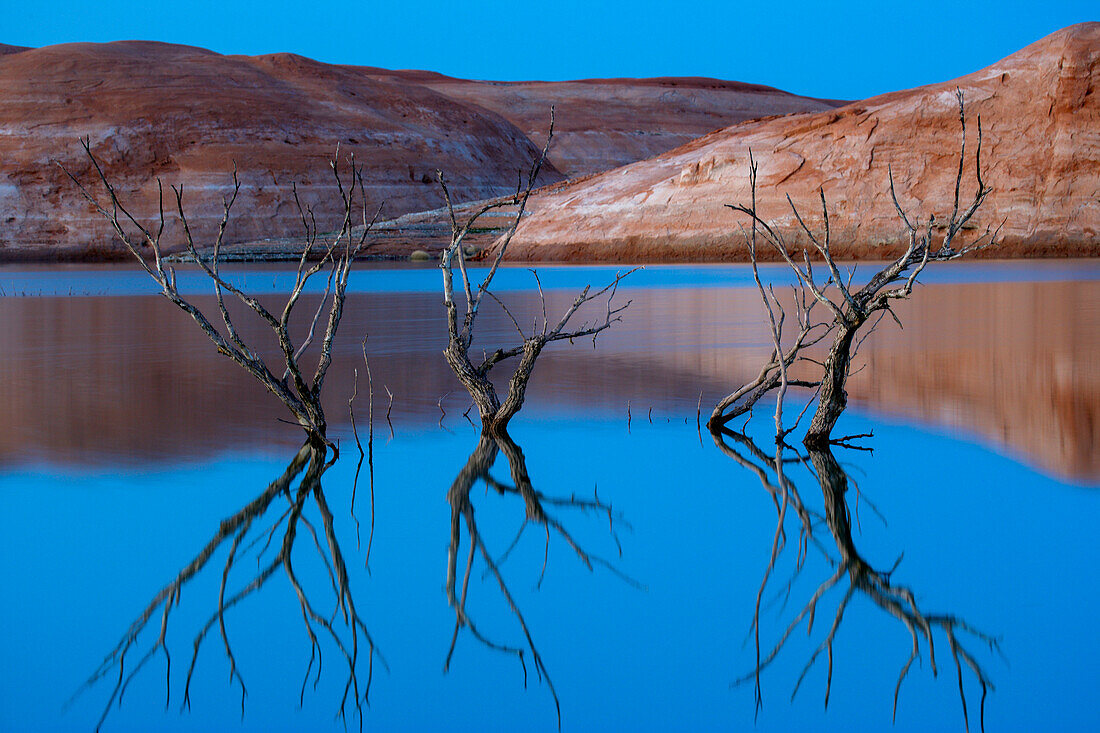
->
[348,337,376,569]
[708,90,999,447]
[437,108,637,434]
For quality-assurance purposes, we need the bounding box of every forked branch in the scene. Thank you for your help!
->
[437,110,637,434]
[61,141,382,446]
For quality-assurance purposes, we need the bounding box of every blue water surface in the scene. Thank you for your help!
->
[0,262,1097,732]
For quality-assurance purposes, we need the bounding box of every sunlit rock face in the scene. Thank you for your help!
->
[0,41,839,261]
[506,23,1100,260]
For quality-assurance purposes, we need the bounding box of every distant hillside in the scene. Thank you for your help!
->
[504,23,1100,260]
[0,41,839,260]
[360,69,843,178]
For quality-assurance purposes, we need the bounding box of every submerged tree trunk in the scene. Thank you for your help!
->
[710,91,995,448]
[804,323,858,447]
[444,342,502,428]
[436,111,632,436]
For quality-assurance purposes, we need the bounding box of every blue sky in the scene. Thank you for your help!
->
[2,1,1095,99]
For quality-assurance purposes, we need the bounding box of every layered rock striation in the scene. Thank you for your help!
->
[0,42,561,260]
[361,70,843,178]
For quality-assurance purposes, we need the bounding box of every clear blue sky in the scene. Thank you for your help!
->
[2,0,1095,99]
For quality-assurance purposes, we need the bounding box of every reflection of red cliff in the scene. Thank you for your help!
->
[0,41,837,261]
[0,276,1095,482]
[850,280,1099,481]
[506,24,1100,260]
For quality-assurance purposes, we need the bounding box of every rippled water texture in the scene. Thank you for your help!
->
[1,261,1097,731]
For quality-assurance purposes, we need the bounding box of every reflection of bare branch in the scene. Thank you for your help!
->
[444,430,636,729]
[73,444,383,732]
[718,430,1000,732]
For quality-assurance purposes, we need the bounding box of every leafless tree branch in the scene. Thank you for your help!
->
[436,109,637,434]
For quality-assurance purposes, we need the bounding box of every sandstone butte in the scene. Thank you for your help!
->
[504,23,1100,261]
[0,41,838,261]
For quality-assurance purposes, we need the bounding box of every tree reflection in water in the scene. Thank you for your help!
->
[714,427,1002,731]
[443,429,639,727]
[72,441,382,732]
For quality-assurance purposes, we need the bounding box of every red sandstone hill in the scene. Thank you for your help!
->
[0,41,561,260]
[504,23,1100,260]
[358,70,843,178]
[0,41,839,260]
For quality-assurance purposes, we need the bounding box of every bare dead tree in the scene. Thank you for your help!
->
[60,142,384,728]
[709,202,1000,730]
[716,426,1001,732]
[444,429,636,728]
[61,138,381,449]
[708,90,1000,447]
[437,109,637,434]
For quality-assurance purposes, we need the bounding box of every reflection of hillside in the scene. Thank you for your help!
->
[1,279,1096,479]
[851,281,1099,480]
[608,281,1100,481]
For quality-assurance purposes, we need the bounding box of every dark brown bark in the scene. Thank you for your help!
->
[62,141,381,447]
[804,323,858,446]
[437,112,633,434]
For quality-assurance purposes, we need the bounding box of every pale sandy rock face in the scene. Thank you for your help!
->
[505,23,1100,261]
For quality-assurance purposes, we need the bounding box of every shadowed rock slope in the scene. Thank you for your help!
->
[0,41,839,260]
[360,70,843,178]
[505,23,1100,261]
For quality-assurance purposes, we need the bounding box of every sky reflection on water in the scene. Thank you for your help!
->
[3,410,1098,731]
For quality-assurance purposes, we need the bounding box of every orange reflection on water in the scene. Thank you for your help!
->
[0,275,1096,481]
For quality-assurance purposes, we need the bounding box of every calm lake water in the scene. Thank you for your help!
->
[1,261,1097,732]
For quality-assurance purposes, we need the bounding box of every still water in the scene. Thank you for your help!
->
[1,262,1097,731]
